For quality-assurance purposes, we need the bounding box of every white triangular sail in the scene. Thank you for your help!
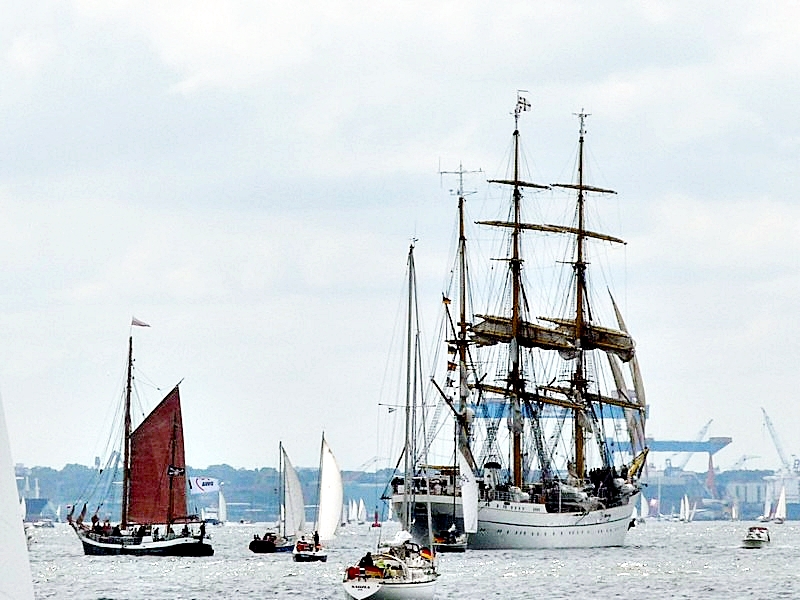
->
[218,490,227,523]
[357,498,367,524]
[775,486,787,521]
[315,436,343,541]
[282,446,306,537]
[348,499,357,523]
[679,495,688,521]
[457,448,478,533]
[0,394,35,599]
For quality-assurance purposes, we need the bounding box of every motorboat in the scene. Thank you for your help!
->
[741,525,770,549]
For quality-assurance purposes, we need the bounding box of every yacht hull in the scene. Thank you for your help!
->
[342,578,437,600]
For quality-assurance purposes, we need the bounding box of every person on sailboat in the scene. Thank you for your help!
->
[358,552,374,568]
[199,522,205,542]
[313,530,320,550]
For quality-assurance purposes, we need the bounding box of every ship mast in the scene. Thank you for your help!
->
[440,163,481,466]
[553,110,620,475]
[121,335,133,529]
[477,93,549,488]
[167,408,180,525]
[509,98,525,488]
[403,242,416,529]
[572,111,589,480]
[279,441,285,538]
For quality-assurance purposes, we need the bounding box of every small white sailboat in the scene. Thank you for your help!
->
[357,498,367,525]
[293,434,343,562]
[343,243,438,599]
[349,499,358,524]
[343,531,438,600]
[218,490,228,524]
[0,392,35,599]
[679,495,688,522]
[758,493,772,522]
[251,442,302,553]
[773,486,787,524]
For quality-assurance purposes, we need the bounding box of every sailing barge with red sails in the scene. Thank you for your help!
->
[69,333,213,556]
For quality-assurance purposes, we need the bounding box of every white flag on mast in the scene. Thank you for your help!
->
[131,317,150,327]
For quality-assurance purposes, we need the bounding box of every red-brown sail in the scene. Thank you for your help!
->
[127,386,187,525]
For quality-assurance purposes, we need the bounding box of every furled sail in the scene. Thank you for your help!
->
[128,386,187,524]
[610,294,646,453]
[471,314,574,351]
[607,354,646,455]
[539,317,634,362]
[282,447,305,537]
[315,436,343,541]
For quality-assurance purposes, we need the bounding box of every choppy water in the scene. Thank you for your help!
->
[30,520,800,599]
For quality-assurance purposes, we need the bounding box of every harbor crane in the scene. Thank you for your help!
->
[761,407,798,474]
[670,419,713,470]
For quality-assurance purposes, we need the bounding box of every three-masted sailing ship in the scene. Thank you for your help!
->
[69,330,213,556]
[390,95,648,549]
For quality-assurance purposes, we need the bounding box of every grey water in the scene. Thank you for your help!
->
[30,520,800,599]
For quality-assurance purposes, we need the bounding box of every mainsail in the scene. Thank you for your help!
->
[282,446,306,537]
[315,436,343,541]
[128,386,188,524]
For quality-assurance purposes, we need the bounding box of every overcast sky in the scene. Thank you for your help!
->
[1,1,799,474]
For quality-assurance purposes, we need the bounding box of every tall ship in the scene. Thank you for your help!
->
[69,326,213,556]
[390,95,648,549]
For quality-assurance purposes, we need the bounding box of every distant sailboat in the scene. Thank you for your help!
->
[679,495,695,523]
[0,392,35,599]
[218,490,228,524]
[357,498,367,524]
[250,442,302,553]
[758,493,772,522]
[293,434,343,562]
[774,486,787,524]
[348,499,357,524]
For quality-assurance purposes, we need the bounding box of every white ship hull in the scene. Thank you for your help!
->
[392,493,635,549]
[471,498,633,549]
